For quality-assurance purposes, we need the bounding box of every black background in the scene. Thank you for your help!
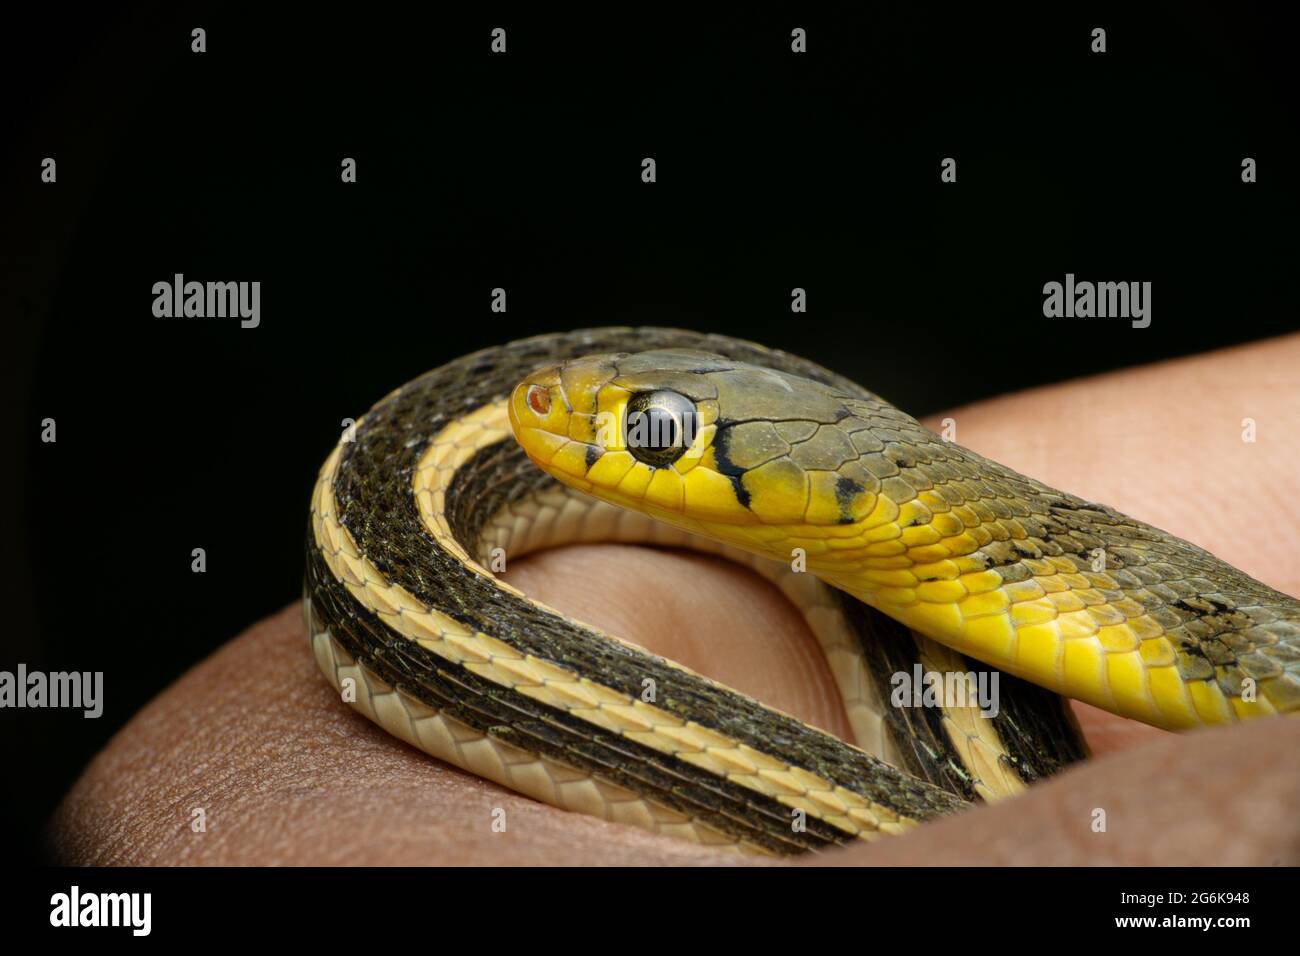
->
[1,3,1297,866]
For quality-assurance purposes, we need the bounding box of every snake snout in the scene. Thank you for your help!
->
[509,368,562,426]
[508,367,585,479]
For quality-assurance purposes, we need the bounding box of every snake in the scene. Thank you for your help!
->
[304,327,1299,854]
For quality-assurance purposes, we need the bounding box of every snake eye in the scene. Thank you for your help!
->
[625,390,697,468]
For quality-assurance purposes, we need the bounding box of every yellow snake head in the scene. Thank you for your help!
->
[509,347,892,572]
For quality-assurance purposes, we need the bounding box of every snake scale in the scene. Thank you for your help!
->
[304,328,1299,854]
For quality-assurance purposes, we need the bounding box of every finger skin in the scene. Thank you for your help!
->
[50,602,731,866]
[816,716,1300,866]
[502,545,854,741]
[50,335,1300,865]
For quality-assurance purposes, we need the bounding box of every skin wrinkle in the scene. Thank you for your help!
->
[49,333,1300,865]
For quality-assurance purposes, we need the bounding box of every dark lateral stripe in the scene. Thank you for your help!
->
[979,660,1089,783]
[834,593,981,802]
[306,537,852,854]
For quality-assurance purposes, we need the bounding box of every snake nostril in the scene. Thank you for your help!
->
[526,385,551,416]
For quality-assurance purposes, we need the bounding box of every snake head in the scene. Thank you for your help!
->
[509,348,890,566]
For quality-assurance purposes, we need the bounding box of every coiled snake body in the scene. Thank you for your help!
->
[305,328,1299,853]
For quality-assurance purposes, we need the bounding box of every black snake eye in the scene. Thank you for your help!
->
[625,390,697,467]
